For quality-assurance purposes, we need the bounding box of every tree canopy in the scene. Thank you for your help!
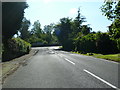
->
[2,2,28,43]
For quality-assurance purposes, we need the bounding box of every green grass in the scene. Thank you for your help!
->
[59,46,63,49]
[93,54,120,62]
[71,51,120,62]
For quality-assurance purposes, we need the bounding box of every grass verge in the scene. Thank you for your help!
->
[71,52,120,62]
[93,54,120,62]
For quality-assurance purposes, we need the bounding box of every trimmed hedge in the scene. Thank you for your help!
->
[2,38,31,62]
[117,38,120,51]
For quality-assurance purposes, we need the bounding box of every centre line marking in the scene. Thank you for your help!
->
[64,58,75,65]
[83,69,119,89]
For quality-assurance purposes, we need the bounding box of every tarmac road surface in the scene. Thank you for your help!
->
[2,46,119,89]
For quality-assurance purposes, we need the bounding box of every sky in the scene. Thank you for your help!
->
[24,0,112,32]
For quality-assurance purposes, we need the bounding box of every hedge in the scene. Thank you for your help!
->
[117,38,120,52]
[2,38,31,62]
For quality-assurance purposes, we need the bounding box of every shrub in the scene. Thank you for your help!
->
[89,53,93,56]
[2,38,31,62]
[117,38,120,52]
[12,38,31,54]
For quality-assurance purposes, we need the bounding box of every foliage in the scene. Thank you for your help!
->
[2,2,28,62]
[95,32,117,54]
[19,17,31,41]
[101,1,120,52]
[22,20,59,46]
[108,18,120,39]
[101,1,120,21]
[54,17,73,50]
[54,8,92,51]
[43,23,54,34]
[94,54,120,62]
[74,33,96,53]
[117,38,120,51]
[2,38,31,62]
[31,20,42,35]
[53,6,119,54]
[12,38,31,53]
[2,2,28,43]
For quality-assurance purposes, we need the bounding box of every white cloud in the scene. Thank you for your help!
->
[69,8,77,15]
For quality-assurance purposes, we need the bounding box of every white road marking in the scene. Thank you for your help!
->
[64,58,75,65]
[83,69,119,89]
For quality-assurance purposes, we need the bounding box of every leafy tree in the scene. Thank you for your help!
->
[96,32,117,54]
[101,1,120,52]
[2,2,28,45]
[31,20,42,37]
[43,23,54,34]
[108,18,120,39]
[19,17,31,41]
[102,1,120,39]
[54,17,73,50]
[81,25,91,35]
[71,8,86,36]
[27,21,58,46]
[2,2,28,61]
[54,8,91,51]
[74,33,96,53]
[101,1,120,21]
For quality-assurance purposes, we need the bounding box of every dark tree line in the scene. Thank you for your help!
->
[53,1,120,54]
[18,19,58,46]
[2,2,29,61]
[2,2,28,45]
[2,1,120,62]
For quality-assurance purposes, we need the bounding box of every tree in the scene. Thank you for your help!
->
[19,17,31,41]
[54,17,73,50]
[43,23,54,34]
[54,8,91,51]
[96,32,117,54]
[101,1,120,21]
[101,1,120,52]
[74,33,96,53]
[71,8,86,36]
[2,2,28,45]
[101,1,120,39]
[31,20,42,37]
[2,2,28,61]
[81,25,91,35]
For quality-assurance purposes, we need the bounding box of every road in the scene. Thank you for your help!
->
[2,46,119,89]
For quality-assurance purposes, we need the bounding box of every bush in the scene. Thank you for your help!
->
[74,34,96,53]
[117,38,120,52]
[88,53,93,56]
[12,38,31,54]
[2,38,31,62]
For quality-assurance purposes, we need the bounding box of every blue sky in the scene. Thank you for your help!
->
[24,0,112,32]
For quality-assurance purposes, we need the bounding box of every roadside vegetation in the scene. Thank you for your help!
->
[53,1,120,62]
[94,54,120,62]
[2,38,31,62]
[53,1,120,56]
[2,1,120,62]
[2,2,30,62]
[72,52,120,62]
[2,2,59,62]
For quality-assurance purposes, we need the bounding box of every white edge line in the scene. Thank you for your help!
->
[83,69,119,89]
[64,58,75,65]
